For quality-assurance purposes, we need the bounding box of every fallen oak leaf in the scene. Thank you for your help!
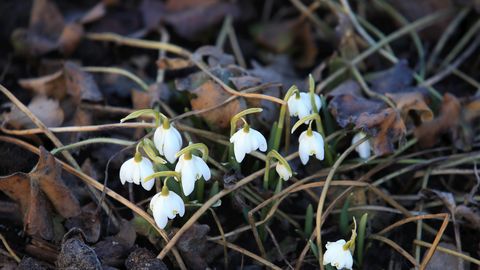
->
[4,95,65,129]
[328,85,406,156]
[414,93,461,148]
[10,0,83,57]
[0,172,53,240]
[386,91,433,123]
[0,146,81,240]
[18,61,103,103]
[33,147,81,218]
[190,79,246,129]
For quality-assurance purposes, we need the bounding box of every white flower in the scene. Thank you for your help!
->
[323,239,353,270]
[352,132,371,159]
[287,92,321,119]
[119,155,156,191]
[149,189,185,229]
[175,153,211,196]
[276,163,292,181]
[298,130,324,165]
[154,124,183,163]
[230,126,267,163]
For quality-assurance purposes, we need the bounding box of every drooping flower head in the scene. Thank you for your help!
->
[323,217,357,270]
[175,151,211,196]
[230,124,267,163]
[287,91,321,120]
[298,128,324,165]
[154,119,182,163]
[275,162,292,181]
[323,239,353,270]
[149,185,185,229]
[119,152,155,191]
[352,132,371,159]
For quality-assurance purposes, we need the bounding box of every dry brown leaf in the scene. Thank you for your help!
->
[131,87,160,110]
[0,147,81,240]
[156,57,193,70]
[10,0,83,57]
[328,89,407,156]
[18,70,65,99]
[415,93,461,147]
[5,95,65,129]
[190,80,245,129]
[386,92,433,122]
[58,23,84,56]
[80,2,107,24]
[64,62,103,102]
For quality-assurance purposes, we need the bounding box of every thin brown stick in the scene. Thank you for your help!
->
[0,84,119,228]
[377,213,448,235]
[86,32,285,105]
[370,234,419,267]
[420,214,450,269]
[414,240,480,266]
[0,233,20,263]
[210,239,282,270]
[158,152,299,259]
[0,136,187,270]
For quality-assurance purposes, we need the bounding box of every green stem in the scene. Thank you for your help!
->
[309,75,333,165]
[176,143,209,161]
[51,138,135,155]
[144,171,181,183]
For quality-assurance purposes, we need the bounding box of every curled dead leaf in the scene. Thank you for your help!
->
[190,80,246,129]
[0,147,81,240]
[5,95,65,129]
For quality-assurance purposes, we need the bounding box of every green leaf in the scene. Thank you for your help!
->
[304,204,313,236]
[357,213,368,266]
[309,239,319,259]
[120,109,156,123]
[340,196,351,237]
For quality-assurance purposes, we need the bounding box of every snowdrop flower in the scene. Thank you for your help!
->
[275,163,292,181]
[323,239,353,270]
[287,92,321,119]
[154,119,183,163]
[149,185,185,229]
[298,129,324,165]
[175,152,211,196]
[352,132,371,159]
[119,153,155,191]
[230,125,267,163]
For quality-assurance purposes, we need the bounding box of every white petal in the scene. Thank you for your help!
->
[233,131,247,162]
[323,240,352,270]
[170,125,183,146]
[298,131,310,165]
[119,158,134,184]
[170,192,185,217]
[180,160,196,196]
[152,205,169,229]
[287,96,302,117]
[150,193,161,211]
[139,159,154,189]
[153,127,166,155]
[132,162,141,185]
[193,156,211,181]
[174,155,185,172]
[312,132,325,161]
[250,128,267,152]
[163,129,182,163]
[229,129,242,143]
[352,132,371,159]
[275,163,291,181]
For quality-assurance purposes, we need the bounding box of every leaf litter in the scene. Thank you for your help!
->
[0,0,480,269]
